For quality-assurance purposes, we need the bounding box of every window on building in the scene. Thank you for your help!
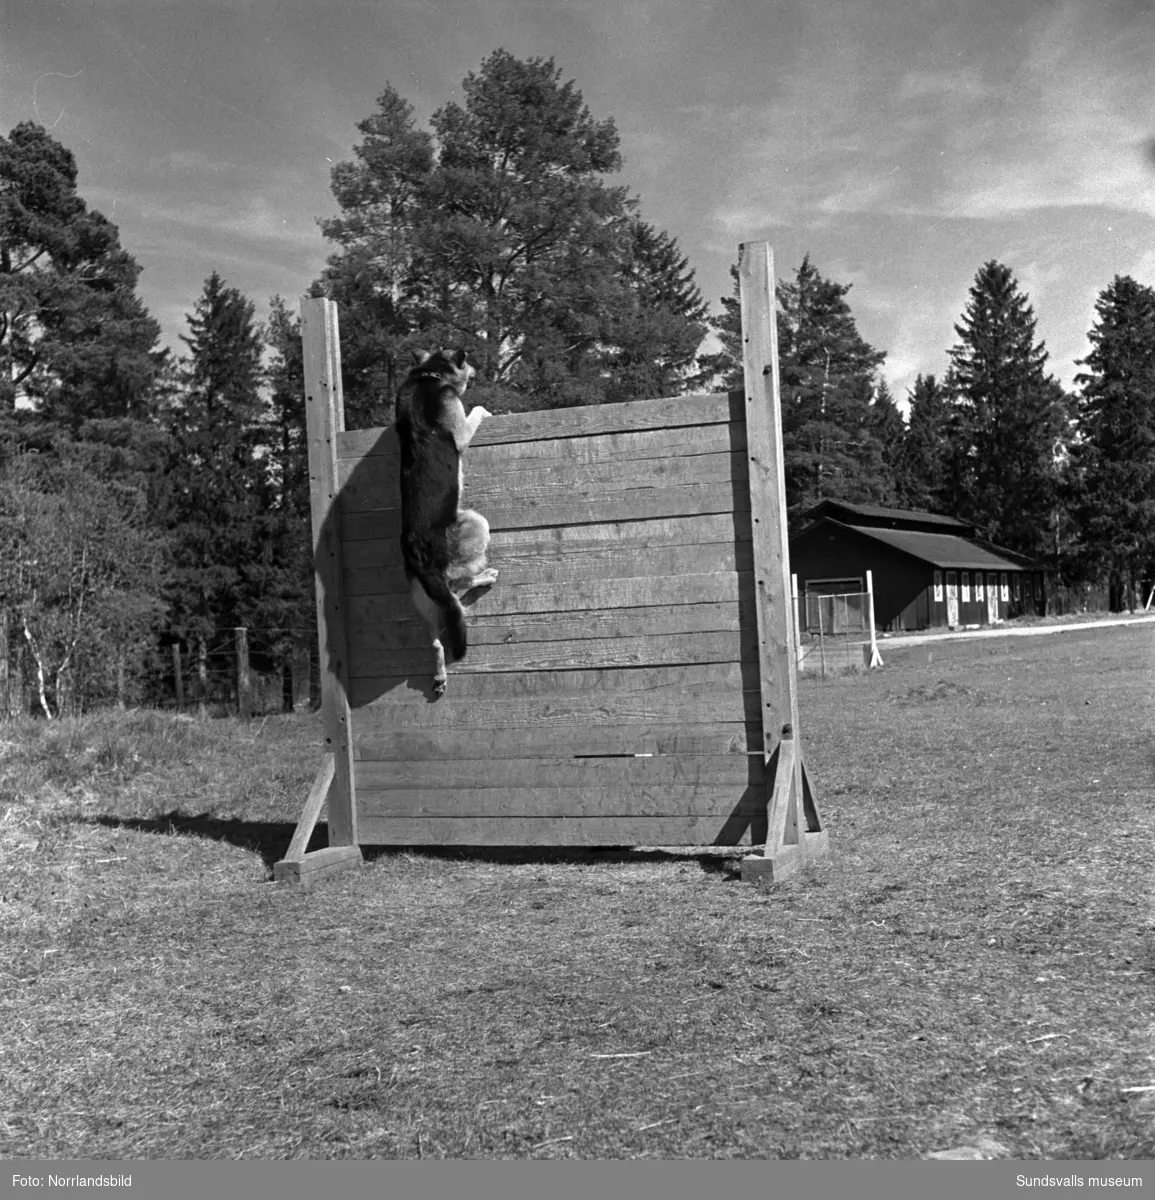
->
[975,575,984,600]
[1000,573,1009,601]
[933,571,943,602]
[961,571,971,602]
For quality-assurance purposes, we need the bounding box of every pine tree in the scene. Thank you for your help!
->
[0,123,165,428]
[318,52,708,419]
[1071,275,1155,609]
[159,274,266,673]
[944,261,1070,557]
[317,86,435,428]
[899,373,952,512]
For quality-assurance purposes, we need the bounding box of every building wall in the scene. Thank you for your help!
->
[790,525,935,632]
[790,524,1046,631]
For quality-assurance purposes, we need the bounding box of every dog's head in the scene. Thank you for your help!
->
[408,348,475,395]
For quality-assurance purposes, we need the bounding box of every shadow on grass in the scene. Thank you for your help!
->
[86,813,304,871]
[83,813,749,879]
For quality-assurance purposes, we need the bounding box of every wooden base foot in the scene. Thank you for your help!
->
[274,845,363,889]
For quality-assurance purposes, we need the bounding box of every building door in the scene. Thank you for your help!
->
[986,573,999,623]
[946,571,958,626]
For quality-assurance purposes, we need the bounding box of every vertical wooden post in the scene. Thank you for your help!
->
[235,627,252,718]
[791,573,803,671]
[196,635,208,716]
[865,569,883,668]
[300,297,357,848]
[0,609,8,719]
[738,241,826,883]
[172,643,184,709]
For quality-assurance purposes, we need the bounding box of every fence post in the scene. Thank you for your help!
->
[865,570,883,668]
[196,635,208,716]
[172,643,184,709]
[0,610,8,719]
[235,627,252,719]
[791,574,804,671]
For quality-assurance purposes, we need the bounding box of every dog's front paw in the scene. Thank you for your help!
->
[433,673,447,697]
[472,406,492,422]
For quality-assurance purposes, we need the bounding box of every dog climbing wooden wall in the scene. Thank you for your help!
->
[275,242,827,887]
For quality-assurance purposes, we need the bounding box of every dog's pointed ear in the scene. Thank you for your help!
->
[452,348,468,368]
[410,348,428,366]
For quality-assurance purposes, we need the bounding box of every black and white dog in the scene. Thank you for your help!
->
[394,349,498,695]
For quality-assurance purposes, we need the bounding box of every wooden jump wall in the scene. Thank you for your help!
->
[274,241,827,887]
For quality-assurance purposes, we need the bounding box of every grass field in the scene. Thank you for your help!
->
[2,624,1153,1159]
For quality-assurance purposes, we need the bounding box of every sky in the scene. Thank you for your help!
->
[4,0,1154,411]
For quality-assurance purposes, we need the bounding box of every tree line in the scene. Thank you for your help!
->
[1,50,1152,717]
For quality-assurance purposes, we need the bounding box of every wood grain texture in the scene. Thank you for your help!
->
[301,296,356,847]
[356,754,764,788]
[738,242,800,753]
[341,509,753,549]
[347,629,754,677]
[336,390,745,459]
[358,785,765,819]
[348,661,761,722]
[273,844,363,887]
[354,722,757,761]
[355,815,763,847]
[344,540,751,595]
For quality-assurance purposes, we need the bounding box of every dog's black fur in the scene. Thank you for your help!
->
[394,349,497,694]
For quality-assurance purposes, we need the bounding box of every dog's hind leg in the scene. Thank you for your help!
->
[450,509,499,593]
[409,578,449,695]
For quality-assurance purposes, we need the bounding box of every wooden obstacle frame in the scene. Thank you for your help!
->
[274,241,827,888]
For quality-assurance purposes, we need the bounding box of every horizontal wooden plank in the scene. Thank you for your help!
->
[356,754,765,788]
[353,722,759,761]
[341,510,753,551]
[347,629,754,677]
[344,569,751,617]
[336,390,745,459]
[339,482,744,531]
[348,599,753,652]
[349,661,762,720]
[355,814,762,847]
[339,421,747,477]
[344,540,751,595]
[357,784,765,819]
[339,450,747,515]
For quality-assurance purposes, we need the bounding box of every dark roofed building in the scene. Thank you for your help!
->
[789,501,1049,632]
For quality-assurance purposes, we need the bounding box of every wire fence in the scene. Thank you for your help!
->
[795,587,883,677]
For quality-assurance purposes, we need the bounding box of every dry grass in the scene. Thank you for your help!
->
[1,625,1153,1159]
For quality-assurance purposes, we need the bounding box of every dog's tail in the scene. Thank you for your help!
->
[413,566,468,661]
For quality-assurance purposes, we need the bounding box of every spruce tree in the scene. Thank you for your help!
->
[944,261,1070,557]
[1072,275,1155,609]
[159,274,266,675]
[899,374,952,512]
[252,296,314,704]
[776,257,889,515]
[867,379,907,505]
